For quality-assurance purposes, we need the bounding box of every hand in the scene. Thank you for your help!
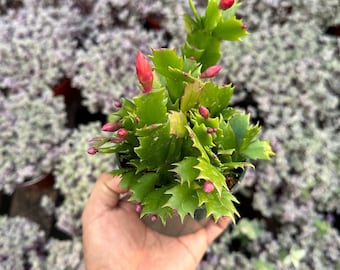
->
[82,173,230,270]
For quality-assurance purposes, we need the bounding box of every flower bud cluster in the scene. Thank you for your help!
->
[87,122,128,155]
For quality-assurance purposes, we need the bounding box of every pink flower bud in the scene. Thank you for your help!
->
[101,122,122,132]
[242,24,248,30]
[203,180,215,193]
[110,137,124,144]
[136,51,153,93]
[199,106,210,119]
[151,214,158,222]
[87,147,98,155]
[114,100,122,108]
[219,0,235,10]
[136,203,143,214]
[207,127,215,134]
[200,65,222,79]
[117,128,128,138]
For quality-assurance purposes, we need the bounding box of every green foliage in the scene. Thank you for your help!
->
[91,0,273,225]
[183,0,248,70]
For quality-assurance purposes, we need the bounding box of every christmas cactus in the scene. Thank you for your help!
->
[88,0,274,224]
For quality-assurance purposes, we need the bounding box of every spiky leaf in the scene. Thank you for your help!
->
[186,126,210,161]
[164,183,199,222]
[193,122,214,147]
[141,187,172,224]
[134,123,170,168]
[204,0,221,31]
[129,173,159,202]
[180,80,203,112]
[186,31,221,70]
[199,82,234,116]
[241,140,274,160]
[213,17,248,41]
[151,49,183,76]
[240,124,261,151]
[195,157,226,195]
[169,111,187,138]
[215,117,236,150]
[229,113,250,149]
[134,88,167,126]
[172,157,200,186]
[197,188,239,223]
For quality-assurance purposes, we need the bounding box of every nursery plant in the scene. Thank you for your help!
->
[0,88,68,194]
[88,0,274,226]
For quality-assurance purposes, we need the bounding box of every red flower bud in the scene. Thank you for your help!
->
[101,122,122,132]
[199,105,210,119]
[200,65,222,78]
[117,128,128,138]
[242,24,248,30]
[219,0,235,10]
[203,180,215,193]
[87,147,98,155]
[136,51,153,93]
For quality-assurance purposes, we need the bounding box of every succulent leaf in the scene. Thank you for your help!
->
[186,126,210,161]
[129,173,159,202]
[180,80,203,112]
[134,88,167,126]
[171,157,200,186]
[185,31,221,70]
[165,183,199,222]
[193,122,215,148]
[140,187,173,225]
[197,188,239,223]
[229,113,250,149]
[199,82,234,116]
[195,157,226,195]
[135,123,171,168]
[204,0,221,31]
[213,17,248,41]
[169,111,188,138]
[241,140,275,160]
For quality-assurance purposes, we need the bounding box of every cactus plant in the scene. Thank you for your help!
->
[88,0,274,225]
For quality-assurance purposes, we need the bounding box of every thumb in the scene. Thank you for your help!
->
[83,173,127,218]
[204,216,231,245]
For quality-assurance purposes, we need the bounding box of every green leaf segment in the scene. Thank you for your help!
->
[91,0,274,225]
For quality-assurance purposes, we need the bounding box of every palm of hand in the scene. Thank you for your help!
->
[83,199,208,270]
[82,174,229,270]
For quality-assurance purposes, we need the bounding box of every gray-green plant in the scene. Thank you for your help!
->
[0,89,67,194]
[0,216,45,270]
[0,3,84,93]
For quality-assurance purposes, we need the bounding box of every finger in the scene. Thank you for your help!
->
[204,216,231,245]
[88,173,127,210]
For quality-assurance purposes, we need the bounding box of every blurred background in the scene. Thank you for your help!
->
[0,0,339,269]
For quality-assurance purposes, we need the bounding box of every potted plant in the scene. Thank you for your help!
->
[0,88,68,194]
[88,0,274,235]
